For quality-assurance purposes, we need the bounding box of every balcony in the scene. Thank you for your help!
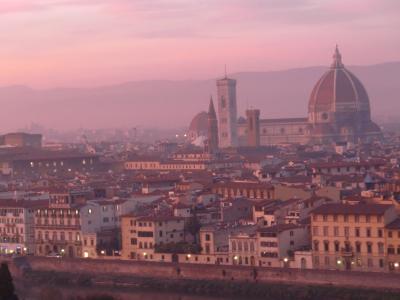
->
[34,224,80,230]
[341,247,353,257]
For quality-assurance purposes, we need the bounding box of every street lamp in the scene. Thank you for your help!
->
[394,262,399,268]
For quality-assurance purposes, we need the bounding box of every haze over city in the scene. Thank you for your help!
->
[1,0,399,87]
[3,1,400,300]
[0,0,399,132]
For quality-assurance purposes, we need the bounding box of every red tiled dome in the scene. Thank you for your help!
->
[188,111,208,135]
[308,46,370,116]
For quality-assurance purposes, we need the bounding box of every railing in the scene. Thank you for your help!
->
[34,224,81,230]
[340,248,353,257]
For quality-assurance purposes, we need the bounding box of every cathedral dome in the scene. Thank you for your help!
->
[188,111,208,140]
[308,46,371,124]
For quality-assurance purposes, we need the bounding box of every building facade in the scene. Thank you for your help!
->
[311,203,397,272]
[188,47,382,147]
[217,76,238,148]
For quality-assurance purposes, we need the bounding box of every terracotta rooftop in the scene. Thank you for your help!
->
[311,203,392,216]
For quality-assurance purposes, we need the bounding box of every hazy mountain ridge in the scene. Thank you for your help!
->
[1,62,400,132]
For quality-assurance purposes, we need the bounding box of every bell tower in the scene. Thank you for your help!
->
[217,73,238,148]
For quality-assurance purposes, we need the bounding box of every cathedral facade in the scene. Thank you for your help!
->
[189,47,382,147]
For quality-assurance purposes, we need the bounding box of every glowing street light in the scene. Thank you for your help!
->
[337,260,342,265]
[283,257,289,263]
[394,262,399,268]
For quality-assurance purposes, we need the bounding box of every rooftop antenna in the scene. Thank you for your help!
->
[224,64,227,79]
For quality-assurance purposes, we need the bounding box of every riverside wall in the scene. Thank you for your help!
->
[5,256,400,290]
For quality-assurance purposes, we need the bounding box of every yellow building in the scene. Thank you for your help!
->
[311,203,397,272]
[121,215,185,260]
[385,218,400,272]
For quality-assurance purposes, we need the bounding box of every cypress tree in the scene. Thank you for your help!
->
[0,262,19,300]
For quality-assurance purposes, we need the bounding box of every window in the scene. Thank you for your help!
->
[366,228,371,237]
[356,242,361,253]
[138,231,153,237]
[333,215,338,222]
[344,227,349,237]
[355,227,360,237]
[313,240,319,251]
[344,215,348,222]
[323,226,328,236]
[334,227,339,237]
[131,238,137,245]
[221,96,226,108]
[324,241,329,252]
[378,242,384,254]
[238,241,243,251]
[232,241,237,251]
[355,215,359,223]
[389,231,393,238]
[324,256,330,266]
[366,215,371,222]
[377,216,382,223]
[334,241,340,252]
[367,243,372,254]
[323,215,328,222]
[313,226,319,236]
[250,242,255,252]
[205,234,211,241]
[378,229,383,238]
[379,259,384,268]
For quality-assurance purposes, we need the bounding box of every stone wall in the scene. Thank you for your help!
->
[8,256,400,290]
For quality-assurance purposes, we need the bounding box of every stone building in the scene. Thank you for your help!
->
[217,75,238,148]
[311,203,398,272]
[188,47,382,147]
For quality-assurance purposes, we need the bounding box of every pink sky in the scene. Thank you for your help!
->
[0,0,399,88]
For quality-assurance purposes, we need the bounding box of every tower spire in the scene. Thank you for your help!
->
[207,95,219,154]
[331,44,344,69]
[208,95,216,116]
[224,64,227,79]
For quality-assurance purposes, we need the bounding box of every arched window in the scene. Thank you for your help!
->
[238,241,243,251]
[250,242,255,252]
[244,242,249,252]
[231,240,237,251]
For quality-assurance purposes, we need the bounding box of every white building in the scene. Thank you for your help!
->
[0,199,46,254]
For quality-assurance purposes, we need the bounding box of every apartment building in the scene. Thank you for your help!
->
[121,214,185,260]
[257,224,309,267]
[0,200,46,254]
[385,217,400,271]
[311,203,397,272]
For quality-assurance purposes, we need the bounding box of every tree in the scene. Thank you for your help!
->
[185,215,201,243]
[0,262,19,300]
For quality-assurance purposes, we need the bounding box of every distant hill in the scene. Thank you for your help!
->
[1,62,399,132]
